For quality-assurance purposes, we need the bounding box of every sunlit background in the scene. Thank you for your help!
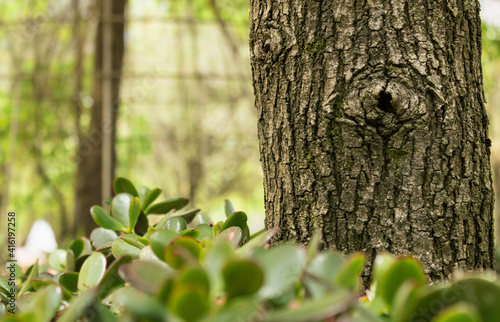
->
[0,0,499,255]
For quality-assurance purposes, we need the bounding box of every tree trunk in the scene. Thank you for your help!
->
[250,0,494,288]
[74,0,126,235]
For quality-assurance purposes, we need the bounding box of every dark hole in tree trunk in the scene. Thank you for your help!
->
[378,91,395,113]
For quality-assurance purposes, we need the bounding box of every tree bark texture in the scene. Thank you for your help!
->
[74,0,126,235]
[250,0,494,287]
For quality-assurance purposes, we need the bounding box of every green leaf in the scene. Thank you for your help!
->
[90,228,118,249]
[145,197,189,215]
[78,252,107,292]
[48,249,67,272]
[378,257,426,307]
[18,259,38,297]
[221,211,248,232]
[59,272,79,293]
[20,284,62,322]
[150,229,179,260]
[204,241,236,296]
[223,260,264,300]
[90,206,127,232]
[111,193,134,228]
[179,267,210,296]
[213,221,224,237]
[179,208,201,224]
[57,289,97,322]
[263,292,353,322]
[128,197,141,232]
[164,237,202,269]
[138,186,151,204]
[253,244,307,299]
[111,287,167,321]
[195,224,213,241]
[215,226,243,247]
[96,255,132,300]
[69,237,92,259]
[164,216,188,233]
[433,302,482,322]
[224,199,235,218]
[334,253,365,291]
[142,188,162,210]
[118,260,171,295]
[111,237,141,260]
[306,251,346,298]
[237,227,278,256]
[180,228,201,239]
[113,177,139,197]
[134,212,149,236]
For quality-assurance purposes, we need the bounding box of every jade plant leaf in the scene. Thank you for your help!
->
[253,244,307,299]
[223,260,264,301]
[150,229,179,260]
[195,224,213,241]
[96,255,132,300]
[90,228,118,249]
[433,302,482,322]
[224,199,235,218]
[118,260,171,295]
[90,205,127,232]
[18,259,38,297]
[113,177,139,197]
[179,208,201,224]
[180,228,201,239]
[69,237,92,259]
[221,211,247,232]
[78,252,106,292]
[145,197,189,215]
[111,193,134,228]
[20,284,62,322]
[138,186,151,204]
[164,237,202,269]
[128,197,141,232]
[48,249,67,272]
[59,272,79,293]
[111,237,142,260]
[164,216,188,233]
[142,188,162,210]
[306,251,346,298]
[215,226,243,247]
[110,287,167,321]
[334,253,365,291]
[378,257,426,307]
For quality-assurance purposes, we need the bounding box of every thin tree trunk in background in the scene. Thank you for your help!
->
[74,0,126,235]
[250,0,494,288]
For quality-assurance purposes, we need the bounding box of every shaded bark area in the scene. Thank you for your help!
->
[74,0,126,235]
[250,0,494,288]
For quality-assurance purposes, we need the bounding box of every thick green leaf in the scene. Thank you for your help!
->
[111,237,141,260]
[18,259,38,297]
[221,211,247,232]
[178,208,201,224]
[253,244,307,299]
[145,197,189,215]
[378,257,426,306]
[180,228,201,238]
[433,302,482,322]
[224,199,235,218]
[57,289,97,322]
[196,224,213,240]
[20,284,62,322]
[204,241,236,296]
[90,228,118,249]
[150,229,179,260]
[306,251,345,298]
[179,267,210,296]
[69,237,92,259]
[334,253,365,291]
[237,227,278,256]
[48,249,67,272]
[170,290,208,322]
[134,212,149,236]
[110,287,166,321]
[164,216,188,233]
[96,255,132,300]
[128,197,141,232]
[113,177,139,197]
[91,206,127,232]
[111,193,134,228]
[78,252,107,292]
[213,221,224,237]
[215,226,243,247]
[196,212,213,225]
[59,272,79,293]
[65,249,76,272]
[164,237,202,269]
[118,260,171,295]
[263,292,353,322]
[223,260,263,300]
[142,188,162,210]
[138,186,151,204]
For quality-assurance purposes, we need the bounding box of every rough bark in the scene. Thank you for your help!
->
[250,0,494,288]
[74,0,126,235]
